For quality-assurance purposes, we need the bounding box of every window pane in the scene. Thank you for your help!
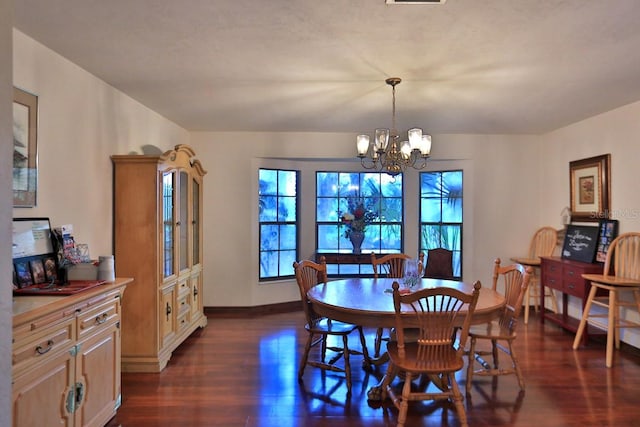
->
[279,224,297,250]
[278,170,297,196]
[317,172,338,197]
[317,197,338,222]
[420,198,442,222]
[279,250,296,276]
[259,169,277,195]
[279,196,296,221]
[259,195,277,221]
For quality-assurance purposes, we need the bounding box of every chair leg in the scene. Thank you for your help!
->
[342,335,352,394]
[357,326,372,368]
[573,285,599,350]
[508,339,525,390]
[450,373,468,427]
[523,286,531,324]
[491,339,499,369]
[397,371,413,427]
[298,333,314,380]
[547,287,559,314]
[606,289,617,368]
[374,327,384,358]
[465,336,477,394]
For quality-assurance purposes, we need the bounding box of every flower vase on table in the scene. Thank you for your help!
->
[349,231,365,254]
[402,258,421,292]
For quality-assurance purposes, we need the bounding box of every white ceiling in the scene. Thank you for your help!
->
[12,0,640,135]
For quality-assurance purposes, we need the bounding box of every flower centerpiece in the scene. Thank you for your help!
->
[339,195,378,253]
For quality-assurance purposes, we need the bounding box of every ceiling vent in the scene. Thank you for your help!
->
[385,0,446,4]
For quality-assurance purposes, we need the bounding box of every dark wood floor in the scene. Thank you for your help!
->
[105,309,640,427]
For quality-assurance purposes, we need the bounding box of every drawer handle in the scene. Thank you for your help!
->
[36,340,54,355]
[193,286,199,297]
[95,313,108,325]
[166,302,172,319]
[568,271,574,276]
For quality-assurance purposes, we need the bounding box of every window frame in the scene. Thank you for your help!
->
[419,169,463,280]
[315,171,404,276]
[258,168,299,281]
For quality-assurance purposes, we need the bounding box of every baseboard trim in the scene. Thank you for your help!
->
[204,301,300,318]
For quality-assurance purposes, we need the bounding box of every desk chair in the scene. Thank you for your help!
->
[573,232,640,368]
[466,259,532,394]
[512,226,558,324]
[370,252,425,357]
[293,257,370,395]
[423,248,455,280]
[381,280,481,427]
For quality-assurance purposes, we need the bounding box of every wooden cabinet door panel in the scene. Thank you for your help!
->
[13,348,75,427]
[75,322,121,427]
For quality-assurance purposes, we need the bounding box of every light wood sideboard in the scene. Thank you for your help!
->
[12,278,131,427]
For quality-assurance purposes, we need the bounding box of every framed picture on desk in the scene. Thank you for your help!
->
[595,219,619,263]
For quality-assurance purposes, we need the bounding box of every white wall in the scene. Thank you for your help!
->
[1,1,14,425]
[191,131,543,308]
[12,29,190,255]
[540,100,640,347]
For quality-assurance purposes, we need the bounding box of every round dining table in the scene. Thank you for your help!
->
[306,277,506,400]
[307,277,505,328]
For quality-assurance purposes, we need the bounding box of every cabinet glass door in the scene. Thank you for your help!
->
[192,178,200,266]
[179,171,189,272]
[163,171,175,278]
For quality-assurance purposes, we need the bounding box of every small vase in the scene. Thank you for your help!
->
[349,231,365,254]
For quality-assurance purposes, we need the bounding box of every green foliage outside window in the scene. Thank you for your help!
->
[317,172,403,275]
[259,169,298,280]
[420,170,463,279]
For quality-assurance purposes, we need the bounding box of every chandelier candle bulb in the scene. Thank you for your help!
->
[357,135,370,155]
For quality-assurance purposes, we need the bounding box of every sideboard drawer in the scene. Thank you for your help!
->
[564,266,585,297]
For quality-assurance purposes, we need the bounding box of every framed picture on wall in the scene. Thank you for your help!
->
[569,154,611,222]
[595,219,619,263]
[13,87,39,207]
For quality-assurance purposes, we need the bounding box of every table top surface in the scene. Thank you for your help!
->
[307,277,505,328]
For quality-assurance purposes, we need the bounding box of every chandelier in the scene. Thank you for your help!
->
[356,77,431,176]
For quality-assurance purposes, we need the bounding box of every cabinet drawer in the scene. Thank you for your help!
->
[77,294,121,338]
[563,267,585,297]
[541,262,563,291]
[13,316,75,374]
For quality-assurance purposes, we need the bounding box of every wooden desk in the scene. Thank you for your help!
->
[540,256,604,344]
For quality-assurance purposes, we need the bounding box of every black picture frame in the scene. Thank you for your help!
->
[15,261,33,288]
[561,224,599,263]
[595,219,619,263]
[43,256,58,282]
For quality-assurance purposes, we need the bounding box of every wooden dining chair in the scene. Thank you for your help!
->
[380,280,481,427]
[514,226,558,324]
[370,252,425,357]
[572,232,640,367]
[293,256,370,395]
[465,259,532,394]
[423,248,455,280]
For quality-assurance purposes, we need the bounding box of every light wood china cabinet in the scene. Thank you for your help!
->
[12,279,130,427]
[112,144,207,372]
